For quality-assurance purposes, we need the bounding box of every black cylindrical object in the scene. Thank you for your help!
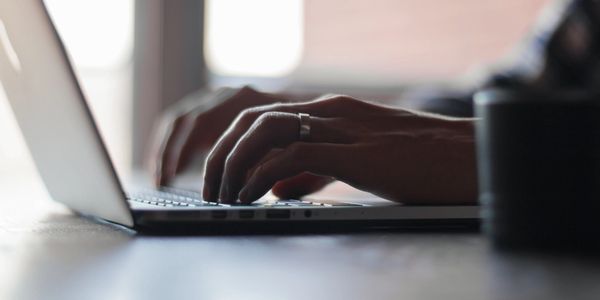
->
[475,88,600,251]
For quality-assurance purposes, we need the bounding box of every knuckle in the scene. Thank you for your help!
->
[237,103,285,129]
[228,85,258,100]
[331,95,354,104]
[254,111,283,128]
[316,93,338,101]
[239,85,256,94]
[238,107,261,125]
[316,94,356,106]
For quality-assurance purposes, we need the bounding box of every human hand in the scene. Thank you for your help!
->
[149,86,274,186]
[150,86,334,198]
[203,95,478,204]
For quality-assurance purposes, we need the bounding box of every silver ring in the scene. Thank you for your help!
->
[298,113,311,141]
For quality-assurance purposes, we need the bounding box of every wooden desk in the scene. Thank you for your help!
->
[2,172,600,300]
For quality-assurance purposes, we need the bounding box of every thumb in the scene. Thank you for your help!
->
[271,172,334,199]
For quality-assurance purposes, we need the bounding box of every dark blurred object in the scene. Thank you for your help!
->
[419,0,600,118]
[414,90,475,117]
[475,88,600,251]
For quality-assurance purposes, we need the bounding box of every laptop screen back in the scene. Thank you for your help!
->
[0,0,133,226]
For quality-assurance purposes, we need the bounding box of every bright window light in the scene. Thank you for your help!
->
[205,0,304,77]
[44,0,133,69]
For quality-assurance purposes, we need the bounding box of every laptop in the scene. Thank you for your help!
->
[0,0,478,233]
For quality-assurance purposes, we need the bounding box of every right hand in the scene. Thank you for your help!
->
[149,86,334,198]
[201,95,477,204]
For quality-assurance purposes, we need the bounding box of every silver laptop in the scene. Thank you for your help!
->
[0,0,478,232]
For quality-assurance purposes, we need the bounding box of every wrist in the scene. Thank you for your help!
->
[450,118,476,135]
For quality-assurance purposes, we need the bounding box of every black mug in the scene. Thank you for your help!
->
[475,88,600,251]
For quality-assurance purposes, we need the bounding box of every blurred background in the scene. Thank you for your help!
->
[0,0,549,188]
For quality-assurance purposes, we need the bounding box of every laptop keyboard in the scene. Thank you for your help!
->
[127,187,346,208]
[128,188,214,207]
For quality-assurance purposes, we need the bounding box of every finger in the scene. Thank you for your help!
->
[241,149,332,198]
[272,173,335,199]
[150,115,180,187]
[165,115,197,175]
[202,98,341,201]
[153,87,251,188]
[203,97,369,201]
[244,150,335,198]
[202,112,254,201]
[166,89,250,176]
[239,142,352,203]
[218,113,351,203]
[170,109,213,175]
[201,106,289,201]
[154,114,194,187]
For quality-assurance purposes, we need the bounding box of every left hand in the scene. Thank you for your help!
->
[203,95,478,204]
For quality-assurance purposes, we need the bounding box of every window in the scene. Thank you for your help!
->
[205,0,304,77]
[205,0,550,85]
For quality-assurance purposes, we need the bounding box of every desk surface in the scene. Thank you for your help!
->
[2,172,600,300]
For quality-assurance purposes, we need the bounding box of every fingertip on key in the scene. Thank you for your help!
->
[155,172,166,189]
[202,185,212,202]
[238,187,249,203]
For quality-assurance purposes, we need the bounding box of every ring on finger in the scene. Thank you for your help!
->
[298,113,311,141]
